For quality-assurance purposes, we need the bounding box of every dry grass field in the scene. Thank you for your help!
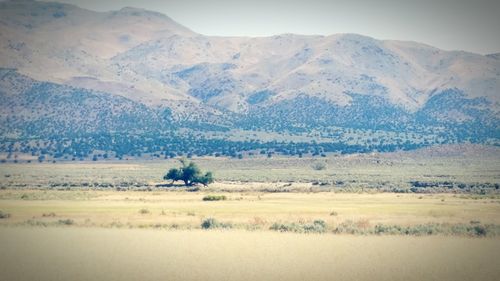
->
[0,147,499,280]
[0,227,499,281]
[0,190,499,234]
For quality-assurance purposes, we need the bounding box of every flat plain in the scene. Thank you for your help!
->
[0,147,499,280]
[0,227,499,281]
[0,190,499,232]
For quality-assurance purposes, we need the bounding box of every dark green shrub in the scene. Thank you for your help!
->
[202,195,227,201]
[270,222,301,232]
[472,225,487,236]
[201,218,232,229]
[303,220,327,233]
[201,218,218,229]
[313,220,327,228]
[58,219,74,225]
[164,159,214,186]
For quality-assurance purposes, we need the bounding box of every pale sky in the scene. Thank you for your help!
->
[41,0,500,54]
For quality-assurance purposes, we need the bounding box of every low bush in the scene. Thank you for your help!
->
[0,210,11,219]
[333,220,366,234]
[311,162,327,171]
[201,218,232,229]
[373,223,486,236]
[138,208,150,214]
[24,219,48,227]
[304,220,327,233]
[331,222,500,237]
[270,220,327,233]
[202,195,227,201]
[472,225,487,236]
[58,219,74,225]
[270,222,301,232]
[42,212,57,217]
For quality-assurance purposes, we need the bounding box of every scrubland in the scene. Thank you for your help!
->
[0,150,499,280]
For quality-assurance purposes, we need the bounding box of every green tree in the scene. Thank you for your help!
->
[197,171,214,186]
[164,159,214,186]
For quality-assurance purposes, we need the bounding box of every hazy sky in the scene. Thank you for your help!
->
[42,0,500,54]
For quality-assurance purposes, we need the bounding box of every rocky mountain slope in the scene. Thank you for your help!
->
[0,0,499,158]
[0,68,170,138]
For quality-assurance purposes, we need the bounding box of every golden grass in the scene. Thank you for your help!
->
[0,227,499,281]
[1,190,499,229]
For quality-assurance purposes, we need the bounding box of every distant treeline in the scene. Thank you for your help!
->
[0,132,431,162]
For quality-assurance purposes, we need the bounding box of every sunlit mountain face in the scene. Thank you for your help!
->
[1,0,499,159]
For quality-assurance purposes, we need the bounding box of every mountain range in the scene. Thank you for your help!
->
[0,0,499,160]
